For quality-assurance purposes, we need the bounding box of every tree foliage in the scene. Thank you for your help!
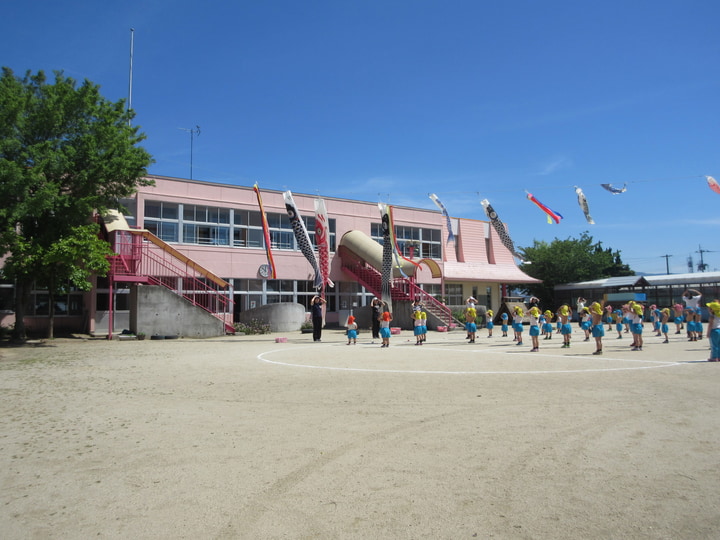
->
[517,232,634,306]
[0,68,153,340]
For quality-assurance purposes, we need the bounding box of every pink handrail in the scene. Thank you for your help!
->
[342,260,452,324]
[108,230,233,331]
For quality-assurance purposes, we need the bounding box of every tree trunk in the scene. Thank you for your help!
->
[12,279,30,342]
[48,288,55,340]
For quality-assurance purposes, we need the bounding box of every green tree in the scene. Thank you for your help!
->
[517,232,633,307]
[0,68,153,341]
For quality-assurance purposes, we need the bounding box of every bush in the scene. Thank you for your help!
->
[452,309,466,323]
[234,319,271,335]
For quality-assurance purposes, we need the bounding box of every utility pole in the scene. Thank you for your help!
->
[696,245,715,272]
[660,254,672,274]
[178,125,201,180]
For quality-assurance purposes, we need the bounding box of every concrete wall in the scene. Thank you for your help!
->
[131,285,225,338]
[94,310,130,337]
[236,302,306,332]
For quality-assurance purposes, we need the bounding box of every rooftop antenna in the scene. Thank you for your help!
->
[127,28,134,126]
[178,125,201,179]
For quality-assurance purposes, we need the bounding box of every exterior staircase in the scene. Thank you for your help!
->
[106,227,234,334]
[340,256,454,326]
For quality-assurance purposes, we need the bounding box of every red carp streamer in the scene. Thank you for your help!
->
[526,191,563,224]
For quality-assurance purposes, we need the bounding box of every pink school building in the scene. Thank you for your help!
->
[2,175,539,336]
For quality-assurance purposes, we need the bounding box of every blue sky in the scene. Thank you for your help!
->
[3,0,719,274]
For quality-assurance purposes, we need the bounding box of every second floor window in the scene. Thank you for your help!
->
[370,223,441,260]
[144,200,336,251]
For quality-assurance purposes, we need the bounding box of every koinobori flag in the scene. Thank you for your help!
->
[480,199,523,260]
[284,191,323,289]
[428,193,455,243]
[526,191,563,224]
[378,203,393,312]
[253,183,277,278]
[600,183,627,194]
[313,198,334,289]
[574,186,595,224]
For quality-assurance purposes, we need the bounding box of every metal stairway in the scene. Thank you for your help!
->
[107,227,234,334]
[340,255,453,326]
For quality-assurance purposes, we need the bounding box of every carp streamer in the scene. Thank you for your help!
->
[526,191,563,224]
[253,183,277,279]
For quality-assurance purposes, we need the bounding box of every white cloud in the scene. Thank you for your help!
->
[538,156,573,176]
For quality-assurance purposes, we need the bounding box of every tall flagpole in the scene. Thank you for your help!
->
[128,28,134,126]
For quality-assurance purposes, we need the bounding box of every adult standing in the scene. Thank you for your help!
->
[370,298,382,342]
[310,295,326,342]
[576,297,586,325]
[683,289,702,341]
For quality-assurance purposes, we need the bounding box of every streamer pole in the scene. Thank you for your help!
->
[127,28,134,126]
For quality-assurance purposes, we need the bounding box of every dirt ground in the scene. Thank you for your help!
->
[1,327,718,539]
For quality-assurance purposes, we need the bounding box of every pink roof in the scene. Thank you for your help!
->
[442,217,537,283]
[442,261,540,283]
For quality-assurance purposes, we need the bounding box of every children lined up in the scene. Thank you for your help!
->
[341,295,715,361]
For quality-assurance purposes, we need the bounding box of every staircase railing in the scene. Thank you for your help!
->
[341,259,453,325]
[108,229,234,333]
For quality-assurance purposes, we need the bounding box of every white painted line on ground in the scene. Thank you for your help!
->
[257,346,686,375]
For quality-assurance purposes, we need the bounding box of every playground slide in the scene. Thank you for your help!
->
[339,230,419,278]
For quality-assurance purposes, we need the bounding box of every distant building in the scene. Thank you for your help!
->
[555,272,720,320]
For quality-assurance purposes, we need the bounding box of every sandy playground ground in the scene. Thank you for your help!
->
[0,326,719,539]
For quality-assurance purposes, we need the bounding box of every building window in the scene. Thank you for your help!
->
[145,201,336,252]
[184,205,230,224]
[145,221,178,242]
[183,224,230,246]
[445,284,464,306]
[32,292,84,316]
[0,282,14,311]
[371,223,441,260]
[145,201,178,220]
[305,216,337,252]
[234,210,262,247]
[232,210,335,252]
[422,283,442,300]
[234,210,290,250]
[182,204,231,246]
[144,201,179,242]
